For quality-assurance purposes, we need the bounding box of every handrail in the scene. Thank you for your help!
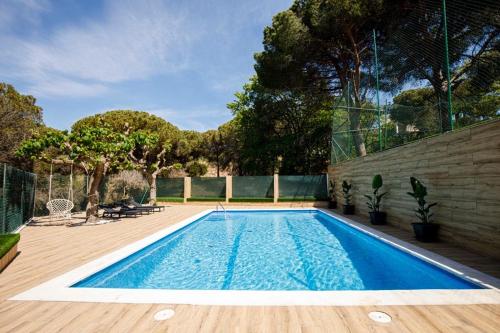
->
[216,202,228,219]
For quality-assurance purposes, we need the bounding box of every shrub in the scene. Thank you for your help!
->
[185,161,208,177]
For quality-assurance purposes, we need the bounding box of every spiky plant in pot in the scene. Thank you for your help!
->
[342,180,355,214]
[407,177,439,242]
[364,174,388,225]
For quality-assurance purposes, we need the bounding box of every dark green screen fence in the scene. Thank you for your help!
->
[191,177,226,199]
[157,178,184,198]
[279,175,328,200]
[232,176,274,198]
[0,164,37,233]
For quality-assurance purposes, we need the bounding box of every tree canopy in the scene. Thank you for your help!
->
[0,83,44,168]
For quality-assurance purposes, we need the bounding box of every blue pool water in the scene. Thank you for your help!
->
[73,210,481,290]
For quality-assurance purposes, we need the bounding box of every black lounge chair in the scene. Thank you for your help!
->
[116,202,154,214]
[127,199,165,212]
[100,205,141,218]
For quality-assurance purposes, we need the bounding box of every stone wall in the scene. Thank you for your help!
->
[328,119,500,260]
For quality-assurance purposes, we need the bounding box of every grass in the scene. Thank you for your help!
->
[187,197,225,202]
[156,197,184,203]
[0,233,20,259]
[229,197,274,203]
[277,197,326,202]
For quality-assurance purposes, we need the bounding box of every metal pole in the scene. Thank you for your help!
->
[442,0,454,131]
[373,29,382,150]
[347,81,352,155]
[2,164,6,233]
[384,101,388,149]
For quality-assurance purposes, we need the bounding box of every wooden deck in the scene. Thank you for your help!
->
[0,205,499,332]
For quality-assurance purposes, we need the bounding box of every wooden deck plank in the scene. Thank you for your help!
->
[0,204,499,332]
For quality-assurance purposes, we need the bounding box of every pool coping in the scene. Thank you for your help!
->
[10,208,500,306]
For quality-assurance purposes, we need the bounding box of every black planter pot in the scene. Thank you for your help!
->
[342,204,355,215]
[328,201,337,209]
[412,223,440,242]
[369,211,387,225]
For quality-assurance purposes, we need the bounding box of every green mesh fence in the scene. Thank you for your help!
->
[0,164,37,233]
[331,0,500,165]
[278,175,328,200]
[191,177,226,199]
[232,176,274,198]
[157,178,184,198]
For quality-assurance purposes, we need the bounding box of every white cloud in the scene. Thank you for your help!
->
[0,0,50,31]
[148,107,231,131]
[0,0,194,97]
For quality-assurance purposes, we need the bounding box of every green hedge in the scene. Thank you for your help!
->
[229,197,274,203]
[187,197,225,202]
[156,197,184,203]
[277,197,319,202]
[0,234,20,259]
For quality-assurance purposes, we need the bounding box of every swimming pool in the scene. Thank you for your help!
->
[73,210,480,291]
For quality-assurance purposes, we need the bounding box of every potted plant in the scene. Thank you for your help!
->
[407,177,439,242]
[364,174,388,225]
[342,180,355,214]
[328,179,337,209]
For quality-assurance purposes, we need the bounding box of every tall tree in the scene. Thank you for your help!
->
[255,0,405,157]
[228,77,332,175]
[0,83,43,168]
[379,0,500,131]
[73,110,184,205]
[17,126,134,221]
[202,130,224,177]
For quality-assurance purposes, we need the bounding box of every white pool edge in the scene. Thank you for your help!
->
[10,208,500,306]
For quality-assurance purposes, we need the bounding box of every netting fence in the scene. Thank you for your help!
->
[157,177,184,199]
[0,164,37,233]
[331,0,499,164]
[278,175,328,201]
[232,176,274,199]
[190,177,226,199]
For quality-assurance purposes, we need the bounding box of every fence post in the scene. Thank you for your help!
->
[373,29,382,151]
[225,176,232,203]
[442,0,454,131]
[273,174,279,204]
[1,164,5,233]
[183,177,191,203]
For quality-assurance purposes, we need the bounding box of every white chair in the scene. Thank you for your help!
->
[46,199,74,220]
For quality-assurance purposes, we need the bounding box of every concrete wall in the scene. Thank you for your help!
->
[328,119,500,260]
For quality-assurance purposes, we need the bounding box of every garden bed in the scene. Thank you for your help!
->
[156,197,184,203]
[187,197,225,202]
[0,234,20,272]
[229,197,274,203]
[277,197,323,202]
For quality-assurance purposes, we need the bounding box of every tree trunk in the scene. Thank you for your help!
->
[149,175,158,205]
[145,171,160,205]
[349,108,367,157]
[86,162,105,222]
[216,158,220,178]
[432,71,452,133]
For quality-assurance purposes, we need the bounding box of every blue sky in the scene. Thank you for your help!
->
[0,0,291,131]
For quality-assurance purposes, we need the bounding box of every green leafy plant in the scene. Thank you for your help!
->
[328,179,336,202]
[407,177,437,223]
[342,180,352,205]
[364,174,388,212]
